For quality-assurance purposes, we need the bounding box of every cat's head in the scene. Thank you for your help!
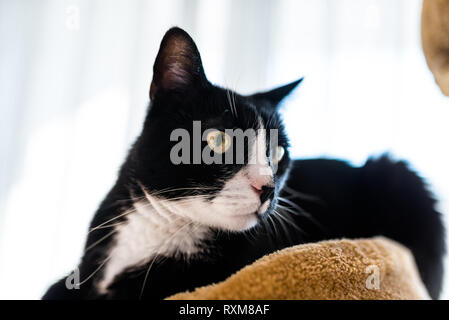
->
[133,27,302,231]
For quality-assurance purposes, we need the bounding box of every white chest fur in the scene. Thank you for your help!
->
[97,198,210,293]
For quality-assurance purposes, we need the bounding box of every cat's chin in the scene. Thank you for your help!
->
[211,212,259,232]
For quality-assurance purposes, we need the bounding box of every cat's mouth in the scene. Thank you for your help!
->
[223,198,273,229]
[258,199,271,215]
[228,199,272,217]
[230,211,258,217]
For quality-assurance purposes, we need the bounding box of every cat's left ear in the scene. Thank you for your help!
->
[250,77,304,108]
[150,27,207,100]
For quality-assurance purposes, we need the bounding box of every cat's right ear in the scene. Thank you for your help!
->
[250,78,304,108]
[150,27,207,100]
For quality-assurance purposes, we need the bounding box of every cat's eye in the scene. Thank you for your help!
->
[272,146,285,164]
[206,130,231,154]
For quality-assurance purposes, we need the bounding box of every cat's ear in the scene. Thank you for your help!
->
[250,78,304,108]
[150,27,207,100]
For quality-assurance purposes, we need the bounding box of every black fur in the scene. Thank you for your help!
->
[43,27,445,300]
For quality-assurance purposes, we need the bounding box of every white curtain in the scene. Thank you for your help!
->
[0,0,448,299]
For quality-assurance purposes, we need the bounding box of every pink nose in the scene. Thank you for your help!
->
[252,184,263,196]
[248,165,273,195]
[251,180,275,204]
[251,178,270,195]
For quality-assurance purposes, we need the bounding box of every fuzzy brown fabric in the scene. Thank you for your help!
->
[167,237,429,300]
[422,0,449,96]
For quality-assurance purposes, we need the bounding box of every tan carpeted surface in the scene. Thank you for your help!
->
[167,237,429,300]
[422,0,449,96]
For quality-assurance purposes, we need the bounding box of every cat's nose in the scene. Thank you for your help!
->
[252,183,274,202]
[249,164,273,200]
[259,186,274,203]
[250,170,272,190]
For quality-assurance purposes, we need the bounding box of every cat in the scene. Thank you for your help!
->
[43,27,445,300]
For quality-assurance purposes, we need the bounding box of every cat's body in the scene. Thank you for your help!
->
[43,28,445,300]
[44,158,446,300]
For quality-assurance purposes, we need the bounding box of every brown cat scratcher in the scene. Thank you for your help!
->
[422,0,449,96]
[167,237,429,300]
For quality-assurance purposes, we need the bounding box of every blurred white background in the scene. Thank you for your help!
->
[0,0,448,299]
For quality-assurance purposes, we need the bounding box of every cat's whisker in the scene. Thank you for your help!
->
[267,214,279,237]
[274,209,304,235]
[231,90,238,118]
[107,195,147,206]
[265,215,280,248]
[276,201,323,231]
[138,184,221,198]
[153,186,220,193]
[243,225,259,244]
[226,89,236,118]
[90,196,205,234]
[282,185,323,203]
[84,230,116,253]
[89,206,139,233]
[154,194,212,203]
[89,200,156,233]
[211,195,251,200]
[90,222,121,230]
[278,196,309,214]
[77,256,112,286]
[272,210,294,244]
[276,203,309,218]
[90,221,126,231]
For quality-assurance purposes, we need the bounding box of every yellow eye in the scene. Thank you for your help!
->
[206,130,231,154]
[273,146,285,164]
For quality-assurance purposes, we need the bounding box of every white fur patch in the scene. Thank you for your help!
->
[97,197,210,294]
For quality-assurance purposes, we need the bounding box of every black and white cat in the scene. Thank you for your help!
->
[43,27,445,300]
